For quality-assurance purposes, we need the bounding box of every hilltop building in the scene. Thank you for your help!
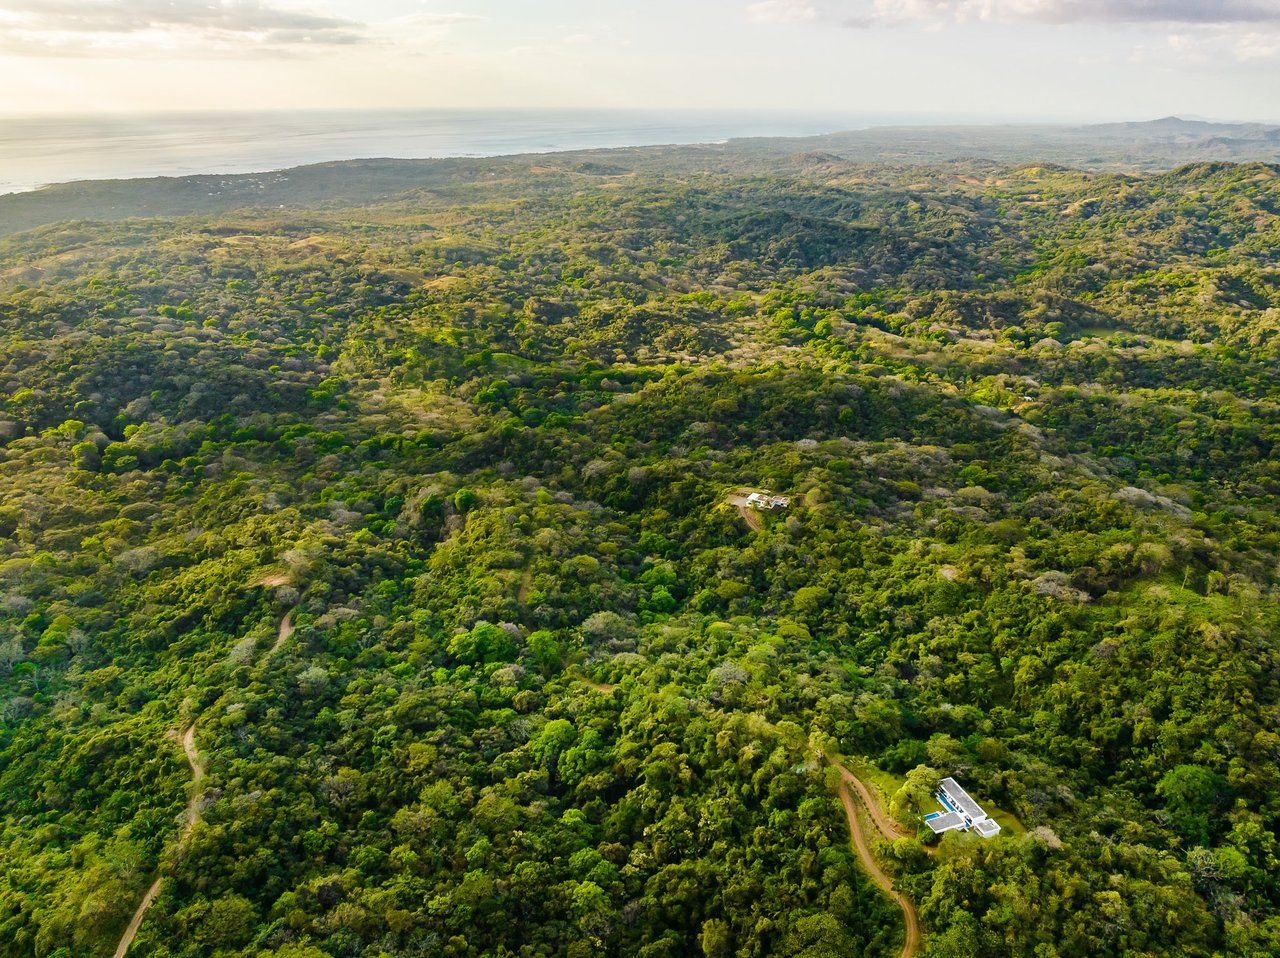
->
[923,777,1001,838]
[746,492,790,510]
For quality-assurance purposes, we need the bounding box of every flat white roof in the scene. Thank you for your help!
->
[973,819,1001,837]
[925,811,966,833]
[939,777,987,821]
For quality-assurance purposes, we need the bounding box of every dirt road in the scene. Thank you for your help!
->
[837,764,914,841]
[181,726,203,792]
[833,764,922,958]
[267,608,295,657]
[113,725,204,958]
[116,606,291,955]
[576,674,616,694]
[725,493,764,531]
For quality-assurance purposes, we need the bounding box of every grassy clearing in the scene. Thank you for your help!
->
[855,756,1027,836]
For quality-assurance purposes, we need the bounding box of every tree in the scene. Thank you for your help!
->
[701,917,732,958]
[891,765,940,825]
[1157,764,1228,845]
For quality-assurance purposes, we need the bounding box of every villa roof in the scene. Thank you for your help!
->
[924,811,966,833]
[939,777,987,820]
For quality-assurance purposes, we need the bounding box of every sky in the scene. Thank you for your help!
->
[0,0,1278,122]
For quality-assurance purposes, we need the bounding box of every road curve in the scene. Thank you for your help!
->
[837,764,914,841]
[833,765,922,958]
[267,608,296,657]
[112,725,204,958]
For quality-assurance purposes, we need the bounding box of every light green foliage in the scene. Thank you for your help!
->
[892,765,942,823]
[0,153,1277,958]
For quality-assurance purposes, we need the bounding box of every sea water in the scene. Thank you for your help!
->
[0,109,875,195]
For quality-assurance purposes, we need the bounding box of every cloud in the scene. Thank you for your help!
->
[0,0,369,56]
[1149,23,1280,63]
[1232,28,1280,56]
[835,0,1280,26]
[378,11,484,32]
[748,0,819,24]
[995,0,1280,24]
[369,10,483,48]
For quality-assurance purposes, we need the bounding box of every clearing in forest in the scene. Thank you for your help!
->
[724,489,765,531]
[574,671,616,694]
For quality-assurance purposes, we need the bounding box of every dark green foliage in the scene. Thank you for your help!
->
[0,154,1279,958]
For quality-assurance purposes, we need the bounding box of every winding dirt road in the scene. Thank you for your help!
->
[837,764,914,841]
[113,725,204,958]
[267,608,295,657]
[115,606,294,954]
[833,764,922,958]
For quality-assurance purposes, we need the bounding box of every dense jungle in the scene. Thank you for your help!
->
[1,145,1279,958]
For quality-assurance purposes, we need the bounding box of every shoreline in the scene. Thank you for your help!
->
[0,108,870,197]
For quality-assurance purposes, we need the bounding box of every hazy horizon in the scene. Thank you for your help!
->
[2,105,1276,198]
[0,108,877,195]
[0,1,1278,122]
[3,2,1279,195]
[0,106,1274,126]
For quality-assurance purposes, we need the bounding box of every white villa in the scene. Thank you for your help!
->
[747,491,790,510]
[924,777,1001,838]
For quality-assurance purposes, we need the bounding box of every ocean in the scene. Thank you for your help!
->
[0,109,874,196]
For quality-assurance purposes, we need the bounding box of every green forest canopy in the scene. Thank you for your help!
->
[1,153,1279,957]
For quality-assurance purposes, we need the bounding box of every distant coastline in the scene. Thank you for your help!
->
[3,114,1277,240]
[0,108,876,195]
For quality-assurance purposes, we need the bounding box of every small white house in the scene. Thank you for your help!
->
[924,777,1001,838]
[747,491,791,510]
